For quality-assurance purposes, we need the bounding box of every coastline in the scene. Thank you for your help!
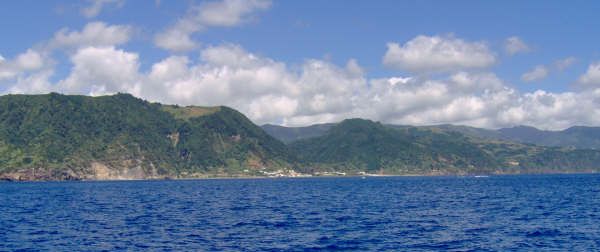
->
[2,170,598,182]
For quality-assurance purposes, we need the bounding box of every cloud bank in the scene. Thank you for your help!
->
[2,1,600,130]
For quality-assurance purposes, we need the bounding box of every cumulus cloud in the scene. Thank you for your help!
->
[1,22,128,87]
[58,46,141,96]
[0,63,15,80]
[578,62,600,87]
[365,72,511,128]
[6,28,600,130]
[506,90,598,129]
[6,70,54,94]
[142,44,364,124]
[521,65,549,82]
[364,73,600,130]
[137,45,600,129]
[154,0,271,51]
[383,35,496,73]
[504,36,530,55]
[0,49,47,81]
[35,42,587,130]
[49,22,132,49]
[14,49,44,71]
[81,0,124,18]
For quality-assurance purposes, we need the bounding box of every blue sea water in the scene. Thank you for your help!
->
[1,175,600,251]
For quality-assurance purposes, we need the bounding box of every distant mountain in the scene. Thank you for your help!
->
[264,121,600,150]
[289,119,502,174]
[0,93,294,181]
[289,119,600,175]
[407,124,503,141]
[425,124,600,150]
[261,123,334,143]
[497,126,600,149]
[263,122,505,144]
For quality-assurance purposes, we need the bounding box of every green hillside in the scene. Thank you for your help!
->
[263,121,600,150]
[2,93,600,181]
[290,119,600,175]
[0,93,294,180]
[261,123,334,144]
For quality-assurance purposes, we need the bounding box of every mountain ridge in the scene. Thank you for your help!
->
[0,93,295,181]
[2,93,600,181]
[263,122,600,149]
[288,118,600,175]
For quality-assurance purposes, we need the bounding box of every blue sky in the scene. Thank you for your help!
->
[2,0,600,129]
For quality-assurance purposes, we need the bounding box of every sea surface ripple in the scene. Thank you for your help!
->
[1,174,600,251]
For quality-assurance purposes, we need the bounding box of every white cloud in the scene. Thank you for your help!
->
[58,46,141,96]
[578,62,600,86]
[0,58,16,80]
[383,35,496,73]
[6,70,54,94]
[81,0,124,18]
[148,56,189,82]
[49,22,132,49]
[6,28,600,130]
[154,28,198,52]
[365,72,514,128]
[200,43,271,68]
[6,42,597,130]
[2,22,129,86]
[14,49,44,71]
[141,44,364,124]
[364,73,600,130]
[450,71,504,92]
[0,65,16,80]
[521,65,549,82]
[555,57,576,71]
[0,49,47,81]
[154,0,271,51]
[507,90,594,129]
[504,36,530,55]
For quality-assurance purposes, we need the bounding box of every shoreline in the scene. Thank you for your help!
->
[1,171,598,183]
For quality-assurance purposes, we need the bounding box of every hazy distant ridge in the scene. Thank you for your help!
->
[263,123,600,149]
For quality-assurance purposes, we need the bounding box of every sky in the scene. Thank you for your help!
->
[2,0,600,129]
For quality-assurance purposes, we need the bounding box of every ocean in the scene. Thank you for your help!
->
[1,175,599,251]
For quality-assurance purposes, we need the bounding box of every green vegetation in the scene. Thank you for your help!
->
[264,121,600,150]
[261,123,334,144]
[289,119,600,175]
[2,93,600,181]
[0,93,293,180]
